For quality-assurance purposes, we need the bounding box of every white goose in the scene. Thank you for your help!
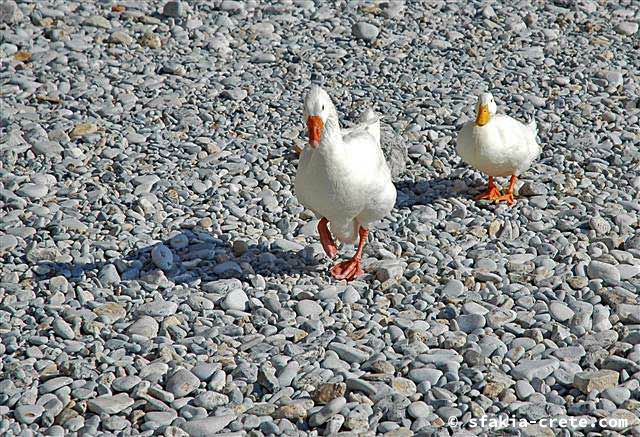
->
[295,85,397,281]
[456,92,541,205]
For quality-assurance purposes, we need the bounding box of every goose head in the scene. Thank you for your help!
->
[303,85,336,148]
[475,92,497,126]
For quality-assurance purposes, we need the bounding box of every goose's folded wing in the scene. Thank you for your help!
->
[380,123,406,178]
[493,115,535,144]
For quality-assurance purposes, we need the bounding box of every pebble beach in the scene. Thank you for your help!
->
[1,1,639,436]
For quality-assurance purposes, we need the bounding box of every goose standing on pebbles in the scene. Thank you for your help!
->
[456,92,541,205]
[295,85,397,281]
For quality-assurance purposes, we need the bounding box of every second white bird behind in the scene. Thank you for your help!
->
[456,92,541,205]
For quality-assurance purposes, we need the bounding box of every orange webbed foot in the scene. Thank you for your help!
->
[494,192,515,206]
[317,217,337,259]
[330,257,364,281]
[475,186,502,201]
[494,175,517,206]
[475,176,502,202]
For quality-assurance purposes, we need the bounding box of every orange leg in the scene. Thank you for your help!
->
[494,175,517,206]
[475,176,502,201]
[330,227,368,281]
[317,218,337,259]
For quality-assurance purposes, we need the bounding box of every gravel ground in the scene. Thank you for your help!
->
[1,1,640,436]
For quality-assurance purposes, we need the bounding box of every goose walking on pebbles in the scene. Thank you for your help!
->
[456,92,541,205]
[295,86,397,281]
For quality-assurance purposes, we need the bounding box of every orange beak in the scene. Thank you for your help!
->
[476,104,490,126]
[307,115,323,148]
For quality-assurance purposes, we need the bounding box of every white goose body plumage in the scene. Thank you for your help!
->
[456,114,540,177]
[295,112,396,244]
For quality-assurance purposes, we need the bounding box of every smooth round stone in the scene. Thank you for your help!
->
[110,30,133,45]
[163,0,185,17]
[138,299,178,317]
[17,183,48,199]
[169,233,189,249]
[192,363,220,381]
[458,314,486,333]
[166,369,200,398]
[127,316,159,338]
[40,377,73,394]
[341,286,360,304]
[407,368,443,385]
[221,289,248,311]
[515,380,535,400]
[0,235,18,253]
[296,299,323,318]
[408,401,432,419]
[98,264,121,286]
[87,394,134,415]
[549,302,575,322]
[615,21,638,36]
[442,279,464,297]
[436,406,462,420]
[462,302,489,315]
[378,422,400,433]
[49,276,69,293]
[587,260,621,284]
[597,398,618,413]
[618,264,640,280]
[0,1,22,24]
[151,244,174,271]
[309,397,346,426]
[112,375,141,392]
[601,387,631,406]
[252,52,276,63]
[193,391,229,410]
[475,258,497,271]
[14,405,44,424]
[52,318,75,340]
[352,22,380,42]
[221,88,247,101]
[45,425,65,436]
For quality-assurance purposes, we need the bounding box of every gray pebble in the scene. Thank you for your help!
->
[329,343,370,364]
[512,359,560,381]
[587,260,621,284]
[151,244,174,271]
[615,21,638,36]
[163,1,185,18]
[222,289,248,311]
[458,314,486,333]
[441,279,464,297]
[309,396,346,426]
[181,415,237,436]
[352,22,380,42]
[407,401,432,419]
[167,369,201,397]
[87,393,134,415]
[549,302,575,322]
[52,318,75,340]
[14,405,44,425]
[296,299,323,318]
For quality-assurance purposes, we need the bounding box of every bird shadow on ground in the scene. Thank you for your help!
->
[394,175,478,208]
[37,230,324,287]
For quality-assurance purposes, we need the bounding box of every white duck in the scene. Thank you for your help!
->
[295,85,397,281]
[456,92,541,205]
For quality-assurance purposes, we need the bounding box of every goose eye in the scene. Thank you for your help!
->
[322,104,325,111]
